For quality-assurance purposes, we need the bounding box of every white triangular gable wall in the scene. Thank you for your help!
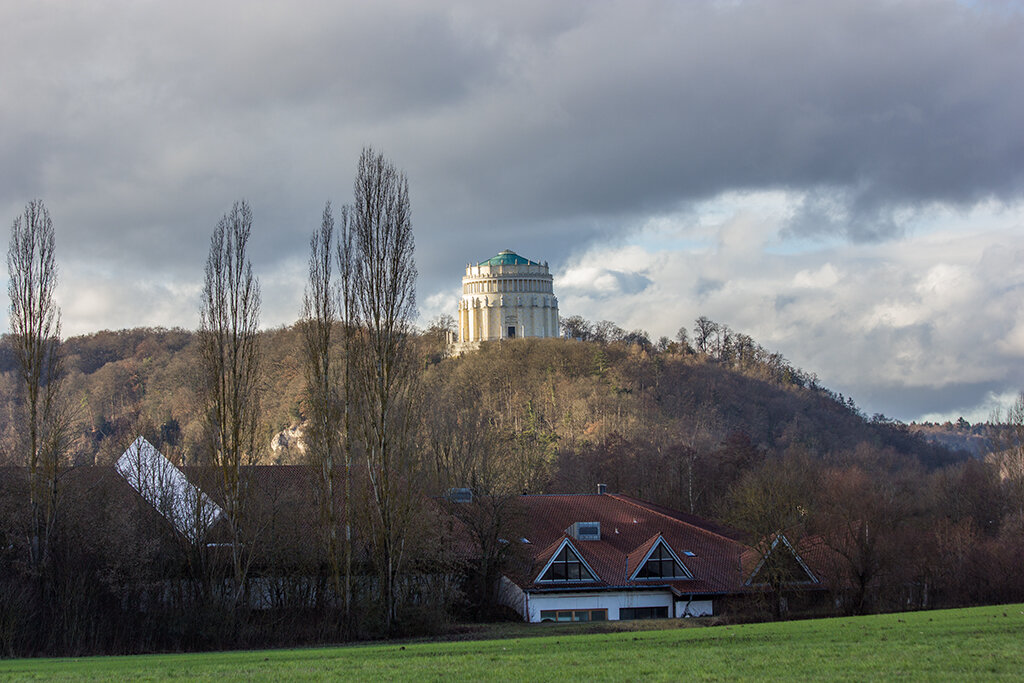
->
[115,436,222,543]
[744,533,819,586]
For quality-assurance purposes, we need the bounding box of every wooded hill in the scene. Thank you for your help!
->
[0,324,962,516]
[7,323,1024,634]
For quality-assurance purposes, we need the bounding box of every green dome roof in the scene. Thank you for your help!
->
[478,249,542,267]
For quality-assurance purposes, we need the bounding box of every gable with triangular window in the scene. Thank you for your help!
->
[630,536,692,581]
[536,538,598,583]
[745,534,819,586]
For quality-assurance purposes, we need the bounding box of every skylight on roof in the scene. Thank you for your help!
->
[116,436,223,542]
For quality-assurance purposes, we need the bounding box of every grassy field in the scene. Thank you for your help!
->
[1,603,1022,681]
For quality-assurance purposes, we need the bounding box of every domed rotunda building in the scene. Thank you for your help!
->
[456,250,559,350]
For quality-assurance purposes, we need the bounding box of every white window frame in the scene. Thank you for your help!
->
[629,536,693,581]
[535,538,601,584]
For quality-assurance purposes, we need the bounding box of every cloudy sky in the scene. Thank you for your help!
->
[2,0,1022,423]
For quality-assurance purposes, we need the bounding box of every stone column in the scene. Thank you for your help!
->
[483,298,491,341]
[470,300,479,341]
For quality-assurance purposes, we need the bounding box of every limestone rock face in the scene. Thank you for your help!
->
[455,250,559,351]
[270,423,306,461]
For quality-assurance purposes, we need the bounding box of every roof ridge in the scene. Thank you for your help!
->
[521,493,598,498]
[606,494,745,545]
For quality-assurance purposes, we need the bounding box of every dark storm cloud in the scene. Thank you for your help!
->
[3,0,1022,281]
[2,0,1023,422]
[415,1,1024,243]
[839,380,1002,424]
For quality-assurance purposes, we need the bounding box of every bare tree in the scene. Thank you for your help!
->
[725,453,814,618]
[301,201,359,626]
[812,465,909,615]
[336,202,358,631]
[199,200,263,606]
[423,380,527,614]
[560,314,592,341]
[350,147,418,632]
[675,325,692,353]
[301,202,341,605]
[716,323,734,363]
[987,391,1024,517]
[426,314,455,339]
[592,320,624,344]
[693,316,718,355]
[7,200,69,571]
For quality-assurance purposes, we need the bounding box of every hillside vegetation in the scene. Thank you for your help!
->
[3,323,1024,653]
[0,325,959,474]
[0,323,975,527]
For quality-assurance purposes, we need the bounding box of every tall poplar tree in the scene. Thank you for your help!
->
[301,201,358,627]
[199,200,262,606]
[7,199,68,571]
[350,147,418,632]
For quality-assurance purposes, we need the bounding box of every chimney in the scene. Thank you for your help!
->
[597,483,607,495]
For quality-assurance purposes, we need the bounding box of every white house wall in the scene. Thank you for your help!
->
[524,589,711,622]
[675,599,713,617]
[498,576,528,618]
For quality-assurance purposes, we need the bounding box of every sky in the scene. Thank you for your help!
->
[1,0,1022,424]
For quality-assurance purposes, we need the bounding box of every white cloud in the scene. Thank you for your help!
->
[792,263,841,289]
[550,193,1024,421]
[57,268,202,335]
[919,389,1023,425]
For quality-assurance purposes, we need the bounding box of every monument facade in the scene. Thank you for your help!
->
[456,250,559,349]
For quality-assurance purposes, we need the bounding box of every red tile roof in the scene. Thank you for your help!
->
[626,533,663,579]
[510,493,753,595]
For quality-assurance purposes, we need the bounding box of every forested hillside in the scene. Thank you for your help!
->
[423,334,963,511]
[910,420,996,458]
[0,322,977,542]
[0,324,959,482]
[3,322,1024,651]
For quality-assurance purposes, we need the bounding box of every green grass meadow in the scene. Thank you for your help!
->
[2,603,1022,681]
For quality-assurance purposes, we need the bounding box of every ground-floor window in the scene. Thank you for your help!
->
[619,606,669,620]
[539,609,607,622]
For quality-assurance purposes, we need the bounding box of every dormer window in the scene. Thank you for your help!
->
[538,541,597,582]
[568,521,601,541]
[632,538,692,580]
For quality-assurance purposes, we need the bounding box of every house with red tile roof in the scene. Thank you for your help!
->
[499,490,821,622]
[13,438,821,620]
